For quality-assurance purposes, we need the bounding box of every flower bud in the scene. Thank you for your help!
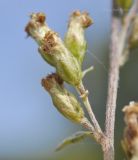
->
[25,12,82,86]
[41,73,84,123]
[65,11,93,64]
[129,16,138,49]
[116,0,133,12]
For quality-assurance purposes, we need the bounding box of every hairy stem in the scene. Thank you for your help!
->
[104,1,138,160]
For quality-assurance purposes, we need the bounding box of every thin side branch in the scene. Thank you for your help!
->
[81,118,104,144]
[77,82,102,134]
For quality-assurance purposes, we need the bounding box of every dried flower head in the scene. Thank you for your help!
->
[65,10,93,64]
[70,11,93,28]
[25,12,49,44]
[42,31,58,53]
[41,73,63,91]
[122,102,138,159]
[25,12,82,86]
[41,73,85,123]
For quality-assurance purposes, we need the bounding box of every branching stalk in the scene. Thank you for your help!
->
[81,117,105,144]
[25,4,138,159]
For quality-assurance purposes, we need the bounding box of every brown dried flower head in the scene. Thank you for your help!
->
[122,102,138,159]
[25,12,46,36]
[65,10,93,64]
[70,10,93,28]
[25,12,82,86]
[41,73,63,91]
[41,73,85,123]
[41,31,58,53]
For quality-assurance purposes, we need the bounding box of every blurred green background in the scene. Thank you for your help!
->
[0,0,138,159]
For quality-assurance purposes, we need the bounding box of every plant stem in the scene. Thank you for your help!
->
[76,82,102,134]
[104,1,138,160]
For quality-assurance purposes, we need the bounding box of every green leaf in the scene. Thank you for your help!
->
[56,131,92,151]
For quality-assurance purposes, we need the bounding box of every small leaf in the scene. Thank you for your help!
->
[82,66,94,78]
[56,131,92,151]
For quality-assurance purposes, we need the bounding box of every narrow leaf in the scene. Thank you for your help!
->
[56,131,92,151]
[82,66,94,78]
